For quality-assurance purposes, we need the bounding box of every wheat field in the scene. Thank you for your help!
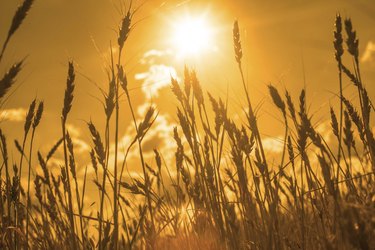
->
[0,1,374,249]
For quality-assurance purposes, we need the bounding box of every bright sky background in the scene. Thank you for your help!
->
[1,0,375,171]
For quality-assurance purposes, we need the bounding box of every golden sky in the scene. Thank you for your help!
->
[1,0,375,169]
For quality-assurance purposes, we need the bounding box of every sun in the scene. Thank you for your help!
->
[171,15,214,58]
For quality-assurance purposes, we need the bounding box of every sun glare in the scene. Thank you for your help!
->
[172,16,214,58]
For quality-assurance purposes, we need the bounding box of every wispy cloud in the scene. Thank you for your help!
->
[316,121,332,144]
[135,64,178,98]
[361,41,375,63]
[65,123,91,154]
[262,136,284,153]
[66,123,81,137]
[0,108,27,122]
[140,49,172,65]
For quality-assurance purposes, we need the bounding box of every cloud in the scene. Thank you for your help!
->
[73,137,91,154]
[66,123,90,154]
[316,121,332,144]
[0,108,27,122]
[116,48,181,177]
[66,123,81,137]
[135,64,178,98]
[262,136,284,153]
[140,49,172,65]
[141,112,177,155]
[128,111,177,179]
[361,41,375,63]
[104,103,177,177]
[136,48,181,98]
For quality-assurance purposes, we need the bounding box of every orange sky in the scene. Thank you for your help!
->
[1,0,375,169]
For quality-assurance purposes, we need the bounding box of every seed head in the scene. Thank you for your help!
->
[118,65,128,92]
[24,99,36,134]
[62,62,75,122]
[0,61,23,100]
[344,18,359,60]
[268,84,286,116]
[33,101,44,128]
[233,20,243,64]
[330,107,339,138]
[118,10,131,52]
[333,14,344,63]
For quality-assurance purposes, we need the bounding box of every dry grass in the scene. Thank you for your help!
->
[0,1,374,250]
